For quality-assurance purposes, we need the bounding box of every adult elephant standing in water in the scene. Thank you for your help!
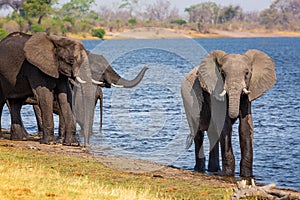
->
[181,49,276,177]
[72,53,149,146]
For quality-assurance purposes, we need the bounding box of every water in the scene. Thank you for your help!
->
[2,37,299,191]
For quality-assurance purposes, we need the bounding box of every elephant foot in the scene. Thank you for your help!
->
[208,162,220,172]
[10,133,28,141]
[240,170,253,177]
[194,158,206,172]
[63,134,79,146]
[221,168,235,176]
[10,125,29,141]
[40,134,55,145]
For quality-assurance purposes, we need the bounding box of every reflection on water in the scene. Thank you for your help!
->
[2,38,299,191]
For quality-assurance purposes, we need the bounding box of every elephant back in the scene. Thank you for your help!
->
[0,32,31,85]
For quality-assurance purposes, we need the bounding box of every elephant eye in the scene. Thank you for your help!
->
[245,70,250,78]
[221,71,226,78]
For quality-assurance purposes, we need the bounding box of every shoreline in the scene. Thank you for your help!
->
[67,27,300,40]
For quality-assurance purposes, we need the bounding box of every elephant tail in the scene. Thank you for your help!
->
[185,134,194,149]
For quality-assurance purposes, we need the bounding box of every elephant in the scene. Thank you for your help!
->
[0,32,148,146]
[181,49,276,177]
[72,52,149,146]
[0,31,88,145]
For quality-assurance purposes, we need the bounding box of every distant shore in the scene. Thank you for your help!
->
[67,27,300,40]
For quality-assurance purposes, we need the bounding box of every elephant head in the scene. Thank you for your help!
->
[23,32,87,80]
[87,53,149,88]
[197,49,276,119]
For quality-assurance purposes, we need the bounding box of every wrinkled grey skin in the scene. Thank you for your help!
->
[0,32,86,145]
[73,53,149,146]
[181,49,276,177]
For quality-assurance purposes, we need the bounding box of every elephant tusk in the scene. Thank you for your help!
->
[219,90,227,97]
[111,83,124,88]
[92,79,104,85]
[243,88,251,94]
[76,77,87,84]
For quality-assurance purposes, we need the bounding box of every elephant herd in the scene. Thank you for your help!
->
[0,32,276,177]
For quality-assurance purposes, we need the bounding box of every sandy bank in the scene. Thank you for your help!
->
[67,27,300,40]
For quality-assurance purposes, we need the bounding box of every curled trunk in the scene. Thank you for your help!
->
[106,65,149,88]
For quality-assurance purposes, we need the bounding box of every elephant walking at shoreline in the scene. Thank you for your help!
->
[181,49,276,177]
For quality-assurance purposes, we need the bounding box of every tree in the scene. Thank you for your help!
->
[119,0,139,17]
[0,0,24,13]
[259,0,300,30]
[185,2,219,25]
[61,0,95,18]
[144,0,179,22]
[20,0,57,25]
[218,5,242,23]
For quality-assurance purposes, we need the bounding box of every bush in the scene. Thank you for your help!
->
[128,18,137,26]
[91,28,106,39]
[171,19,187,25]
[0,28,8,40]
[31,24,44,33]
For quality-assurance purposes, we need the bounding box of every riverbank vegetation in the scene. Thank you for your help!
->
[0,0,299,40]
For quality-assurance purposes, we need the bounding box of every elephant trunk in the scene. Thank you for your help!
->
[226,82,243,119]
[228,93,241,119]
[106,65,149,88]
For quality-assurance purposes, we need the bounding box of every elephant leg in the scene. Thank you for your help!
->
[33,104,43,137]
[8,99,28,140]
[56,80,77,146]
[194,130,205,172]
[94,85,103,131]
[53,98,65,140]
[0,97,5,137]
[239,98,254,177]
[220,117,235,176]
[57,109,66,140]
[207,125,220,172]
[35,87,55,144]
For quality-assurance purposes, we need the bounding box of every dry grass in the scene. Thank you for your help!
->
[0,154,160,200]
[0,141,233,200]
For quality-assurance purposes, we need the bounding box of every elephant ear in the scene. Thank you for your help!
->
[197,50,227,97]
[244,49,276,101]
[24,32,59,78]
